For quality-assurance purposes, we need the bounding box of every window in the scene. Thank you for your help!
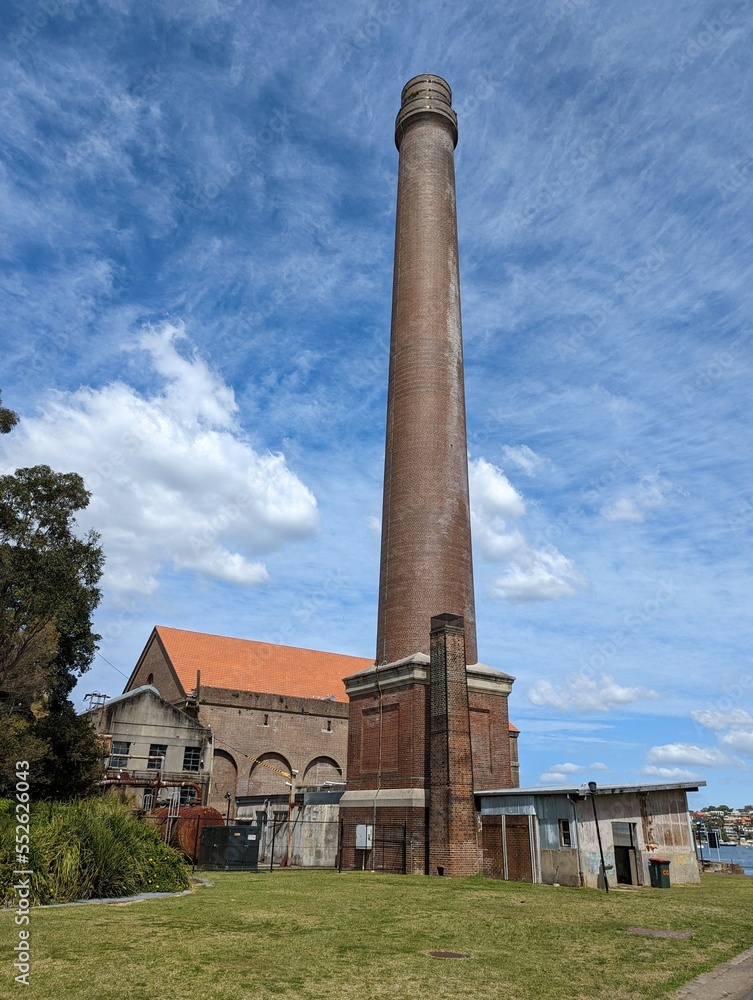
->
[109,741,130,768]
[559,819,572,847]
[182,746,201,772]
[179,787,197,804]
[147,744,168,770]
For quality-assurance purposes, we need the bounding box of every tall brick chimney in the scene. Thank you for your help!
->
[376,73,477,667]
[339,77,515,876]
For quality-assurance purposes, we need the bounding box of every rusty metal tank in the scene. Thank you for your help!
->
[154,804,225,860]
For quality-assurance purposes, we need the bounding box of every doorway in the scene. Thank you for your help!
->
[612,821,640,885]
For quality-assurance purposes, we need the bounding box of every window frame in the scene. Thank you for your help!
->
[109,740,130,769]
[182,745,201,772]
[147,743,168,770]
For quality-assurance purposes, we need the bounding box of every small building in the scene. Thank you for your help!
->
[476,781,705,887]
[87,685,213,808]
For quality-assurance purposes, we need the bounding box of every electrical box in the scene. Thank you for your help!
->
[199,824,261,870]
[355,824,373,850]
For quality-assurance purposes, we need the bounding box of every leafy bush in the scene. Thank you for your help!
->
[0,795,189,905]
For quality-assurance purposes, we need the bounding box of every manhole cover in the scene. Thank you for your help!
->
[626,927,693,939]
[428,951,471,959]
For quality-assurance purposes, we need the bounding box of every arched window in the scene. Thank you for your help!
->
[248,753,292,796]
[212,749,238,813]
[302,756,342,788]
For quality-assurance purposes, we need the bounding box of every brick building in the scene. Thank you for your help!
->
[103,625,519,841]
[340,616,517,875]
[122,625,372,816]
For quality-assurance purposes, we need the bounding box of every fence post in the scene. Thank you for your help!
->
[192,817,201,873]
[270,819,276,873]
[338,817,344,873]
[403,822,407,875]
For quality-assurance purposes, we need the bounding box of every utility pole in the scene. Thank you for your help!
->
[588,781,609,893]
[285,770,298,867]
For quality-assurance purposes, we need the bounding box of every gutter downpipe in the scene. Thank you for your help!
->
[568,794,585,887]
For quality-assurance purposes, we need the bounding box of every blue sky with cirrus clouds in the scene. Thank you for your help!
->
[1,0,751,807]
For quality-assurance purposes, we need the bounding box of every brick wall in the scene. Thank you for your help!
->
[126,634,184,703]
[197,688,348,813]
[428,616,478,876]
[338,805,429,875]
[479,814,534,883]
[345,682,429,791]
[468,690,512,789]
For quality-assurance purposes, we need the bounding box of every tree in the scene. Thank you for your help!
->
[0,465,104,713]
[32,703,106,800]
[0,401,106,798]
[0,390,18,435]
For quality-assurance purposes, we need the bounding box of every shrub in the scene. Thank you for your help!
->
[0,795,190,905]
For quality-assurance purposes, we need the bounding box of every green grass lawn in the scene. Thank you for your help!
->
[1,871,752,999]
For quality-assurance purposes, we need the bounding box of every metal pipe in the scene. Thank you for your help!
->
[99,777,203,798]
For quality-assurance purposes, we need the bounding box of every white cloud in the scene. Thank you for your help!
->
[501,444,548,477]
[538,760,608,784]
[469,457,526,521]
[365,515,381,533]
[643,765,705,780]
[687,709,753,760]
[691,709,753,731]
[469,457,586,601]
[0,323,318,593]
[549,762,582,774]
[646,743,729,767]
[539,771,570,784]
[491,549,587,601]
[528,672,659,712]
[719,730,753,756]
[601,474,673,522]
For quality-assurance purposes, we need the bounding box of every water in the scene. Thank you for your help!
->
[698,843,753,875]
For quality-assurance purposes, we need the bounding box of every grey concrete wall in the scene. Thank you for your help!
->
[89,689,212,800]
[540,848,581,887]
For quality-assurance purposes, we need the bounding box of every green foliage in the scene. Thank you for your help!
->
[0,710,105,801]
[0,390,18,435]
[0,796,189,905]
[0,464,104,712]
[31,703,106,800]
[0,458,106,800]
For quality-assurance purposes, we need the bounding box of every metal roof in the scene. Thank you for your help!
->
[475,780,705,798]
[81,684,161,713]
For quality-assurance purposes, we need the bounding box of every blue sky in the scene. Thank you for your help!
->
[1,0,751,808]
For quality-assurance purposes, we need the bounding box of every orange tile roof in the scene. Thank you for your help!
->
[508,723,520,733]
[155,626,373,703]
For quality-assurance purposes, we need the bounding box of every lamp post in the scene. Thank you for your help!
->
[588,781,609,894]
